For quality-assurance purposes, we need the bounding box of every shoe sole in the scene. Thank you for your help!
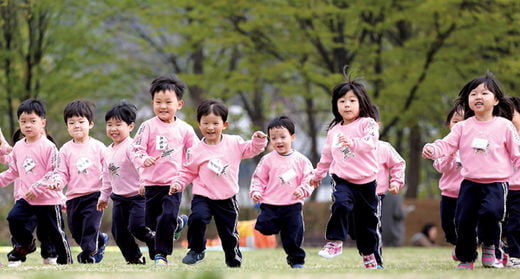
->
[182,258,204,265]
[318,251,342,259]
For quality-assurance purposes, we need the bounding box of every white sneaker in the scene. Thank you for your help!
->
[8,260,22,267]
[510,257,520,268]
[43,257,58,265]
[318,242,343,259]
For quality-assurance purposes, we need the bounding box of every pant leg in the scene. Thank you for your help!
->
[35,205,72,264]
[111,195,142,262]
[440,195,458,246]
[506,190,520,257]
[155,190,181,256]
[374,194,384,266]
[325,175,355,241]
[125,195,155,259]
[279,204,305,266]
[7,199,37,248]
[187,195,213,253]
[212,196,242,267]
[352,181,379,256]
[455,180,480,262]
[255,204,281,235]
[478,182,507,246]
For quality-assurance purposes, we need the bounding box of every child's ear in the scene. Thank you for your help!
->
[223,121,229,130]
[89,121,94,129]
[177,99,185,109]
[291,133,296,141]
[129,123,135,131]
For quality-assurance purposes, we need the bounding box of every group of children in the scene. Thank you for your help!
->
[1,72,517,270]
[423,75,520,269]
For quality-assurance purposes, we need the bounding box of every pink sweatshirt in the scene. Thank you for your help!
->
[56,137,106,200]
[509,168,520,191]
[375,140,406,195]
[250,150,314,205]
[100,137,141,202]
[0,144,11,164]
[0,137,64,205]
[313,117,379,184]
[131,116,198,186]
[425,116,520,184]
[173,134,267,200]
[433,153,463,198]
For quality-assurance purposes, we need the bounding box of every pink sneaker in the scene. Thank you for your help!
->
[457,262,474,270]
[318,242,342,259]
[482,245,503,268]
[452,246,458,261]
[362,254,377,269]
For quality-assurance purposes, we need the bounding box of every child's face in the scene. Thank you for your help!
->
[512,110,520,134]
[18,112,46,142]
[468,83,498,118]
[152,90,184,123]
[268,127,295,155]
[198,113,228,145]
[448,111,464,129]
[106,118,134,146]
[67,115,93,143]
[337,90,360,124]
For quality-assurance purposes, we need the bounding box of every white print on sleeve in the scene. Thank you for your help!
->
[76,157,92,174]
[23,158,36,174]
[278,169,297,185]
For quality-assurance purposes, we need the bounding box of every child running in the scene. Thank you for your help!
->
[170,99,267,268]
[504,96,520,268]
[0,99,71,267]
[249,116,314,269]
[310,79,380,269]
[131,75,197,265]
[422,74,517,270]
[432,104,464,259]
[49,99,109,264]
[97,102,155,264]
[372,105,406,269]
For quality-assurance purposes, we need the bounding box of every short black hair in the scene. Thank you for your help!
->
[105,102,137,125]
[17,98,46,119]
[445,104,464,126]
[510,96,520,112]
[267,116,295,135]
[63,99,95,123]
[196,99,228,122]
[149,75,187,100]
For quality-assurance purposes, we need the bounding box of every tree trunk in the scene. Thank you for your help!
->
[405,124,421,198]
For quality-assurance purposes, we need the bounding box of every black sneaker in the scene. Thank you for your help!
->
[128,257,146,265]
[77,252,95,264]
[182,250,205,265]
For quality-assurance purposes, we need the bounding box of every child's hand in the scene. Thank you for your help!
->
[422,145,434,159]
[169,182,182,195]
[338,136,352,148]
[293,188,304,199]
[388,182,400,194]
[309,179,321,188]
[138,184,145,196]
[47,182,61,191]
[25,190,37,201]
[143,156,160,167]
[97,200,108,211]
[253,131,267,139]
[251,192,262,203]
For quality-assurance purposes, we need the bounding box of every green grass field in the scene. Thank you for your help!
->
[0,246,517,278]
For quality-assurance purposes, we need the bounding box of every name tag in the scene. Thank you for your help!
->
[23,158,36,172]
[156,136,168,150]
[76,157,93,173]
[279,169,297,184]
[471,138,488,149]
[208,159,225,175]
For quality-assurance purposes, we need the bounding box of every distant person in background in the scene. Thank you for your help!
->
[381,193,411,247]
[411,223,438,247]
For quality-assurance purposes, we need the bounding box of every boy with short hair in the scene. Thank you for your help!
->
[49,99,109,264]
[131,75,197,265]
[250,116,314,268]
